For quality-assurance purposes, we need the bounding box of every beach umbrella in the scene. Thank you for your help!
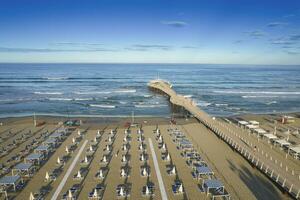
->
[123,144,127,151]
[76,170,82,178]
[158,135,162,141]
[103,155,107,163]
[89,145,93,152]
[94,137,97,142]
[72,137,75,143]
[29,192,35,200]
[171,166,176,175]
[178,184,183,193]
[119,186,125,196]
[141,154,145,161]
[65,146,69,153]
[122,155,126,162]
[45,171,50,181]
[139,144,143,150]
[110,129,113,134]
[166,153,170,161]
[93,188,98,197]
[162,143,166,150]
[57,157,61,164]
[67,190,73,199]
[84,156,88,163]
[123,137,127,142]
[121,169,126,177]
[108,137,112,142]
[142,168,147,176]
[99,169,103,178]
[77,130,81,136]
[145,185,150,195]
[106,145,110,151]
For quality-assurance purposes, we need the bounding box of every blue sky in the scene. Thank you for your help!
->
[0,0,299,64]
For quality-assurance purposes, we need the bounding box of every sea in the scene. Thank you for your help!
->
[0,63,299,118]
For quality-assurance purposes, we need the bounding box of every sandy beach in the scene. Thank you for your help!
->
[0,113,298,200]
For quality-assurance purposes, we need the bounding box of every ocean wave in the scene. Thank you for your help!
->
[265,101,277,105]
[196,101,212,107]
[74,91,111,94]
[74,89,136,95]
[89,104,116,108]
[183,95,193,98]
[143,95,152,98]
[119,101,127,104]
[215,103,228,107]
[42,77,69,80]
[48,98,73,101]
[74,98,93,101]
[214,90,300,95]
[34,92,63,95]
[114,89,136,93]
[242,95,279,98]
[135,104,167,108]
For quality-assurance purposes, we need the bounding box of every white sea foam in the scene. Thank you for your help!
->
[183,95,193,98]
[43,77,69,80]
[215,103,228,107]
[135,104,167,108]
[265,101,277,105]
[114,89,136,93]
[74,89,136,95]
[49,98,73,101]
[90,104,116,108]
[214,90,300,95]
[196,101,212,107]
[74,91,111,95]
[74,98,93,101]
[34,92,63,95]
[242,95,279,98]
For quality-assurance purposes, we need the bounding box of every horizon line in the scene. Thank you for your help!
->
[0,62,299,66]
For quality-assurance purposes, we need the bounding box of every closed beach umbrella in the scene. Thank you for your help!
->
[76,170,82,178]
[45,171,50,181]
[121,168,126,177]
[171,166,176,174]
[67,190,73,199]
[93,188,98,197]
[166,153,170,161]
[120,186,125,196]
[99,169,103,178]
[141,154,145,161]
[142,168,147,176]
[178,184,183,193]
[57,157,61,164]
[29,192,35,200]
[103,155,107,162]
[145,185,150,195]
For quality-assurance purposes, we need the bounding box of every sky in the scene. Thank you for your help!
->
[0,0,299,64]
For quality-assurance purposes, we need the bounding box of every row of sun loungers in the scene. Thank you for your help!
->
[166,126,231,199]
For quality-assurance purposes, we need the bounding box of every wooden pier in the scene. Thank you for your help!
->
[148,79,300,199]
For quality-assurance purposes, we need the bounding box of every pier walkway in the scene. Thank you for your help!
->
[148,79,300,199]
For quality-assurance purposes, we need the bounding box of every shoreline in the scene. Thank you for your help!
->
[0,110,299,120]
